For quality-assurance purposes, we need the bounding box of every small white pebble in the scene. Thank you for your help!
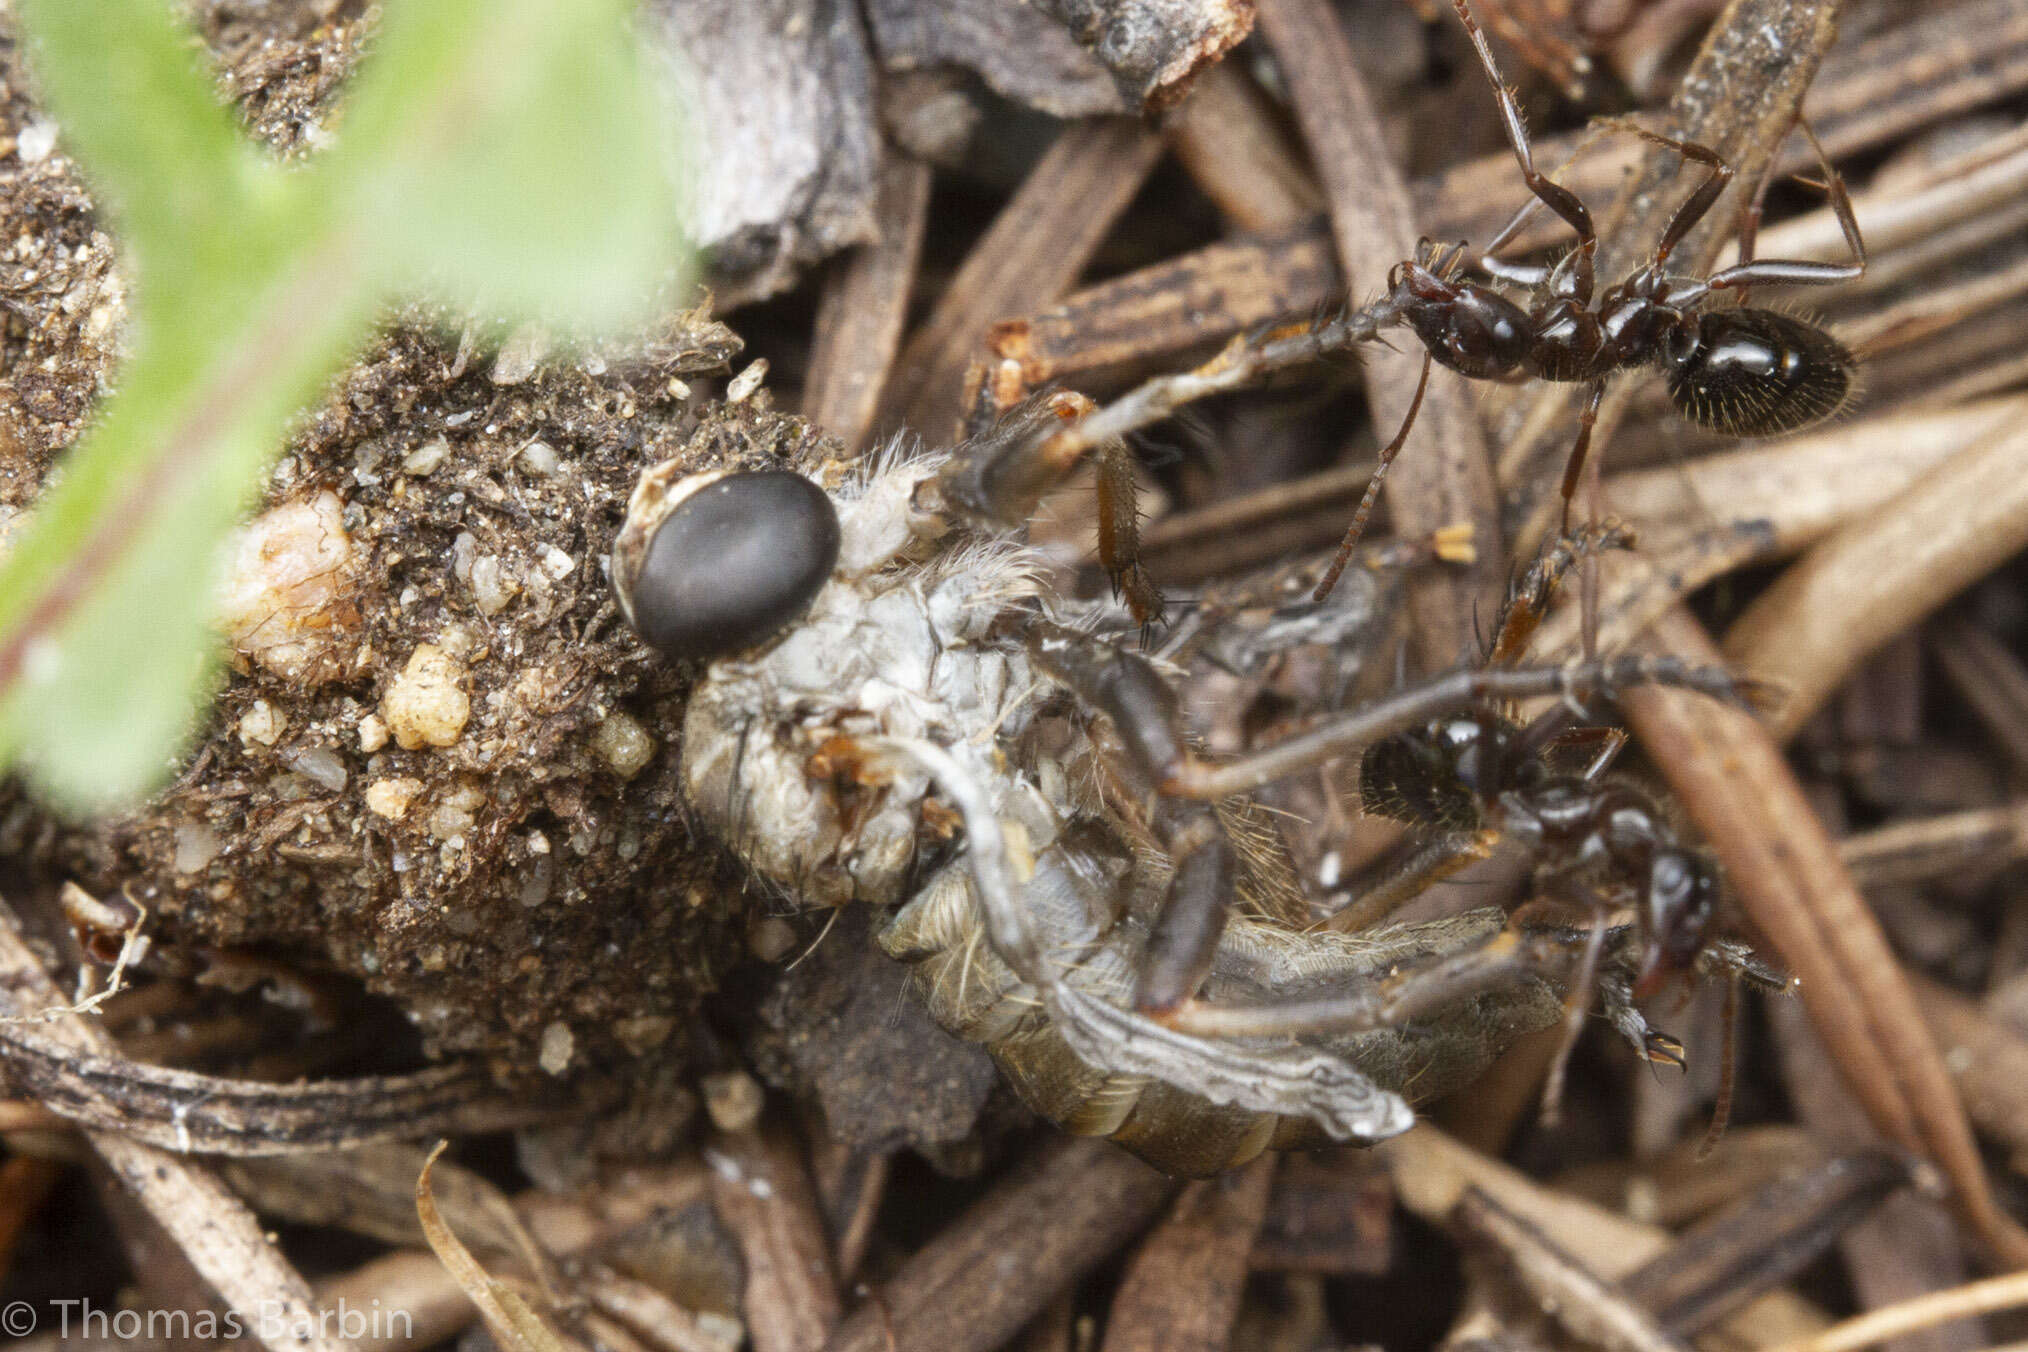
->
[284,744,348,793]
[357,713,389,753]
[539,544,575,579]
[17,119,56,163]
[492,322,551,385]
[238,700,286,748]
[469,555,519,615]
[218,491,358,685]
[516,439,560,476]
[173,821,222,874]
[613,1014,675,1055]
[726,359,768,403]
[428,802,475,841]
[364,777,424,820]
[382,644,470,750]
[451,531,477,588]
[538,1021,575,1076]
[591,711,655,779]
[667,377,691,400]
[402,437,449,476]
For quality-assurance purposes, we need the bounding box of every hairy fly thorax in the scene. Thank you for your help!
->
[665,445,1060,908]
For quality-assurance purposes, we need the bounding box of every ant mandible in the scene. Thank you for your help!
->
[1317,0,1868,595]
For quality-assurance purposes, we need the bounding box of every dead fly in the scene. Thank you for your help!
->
[611,404,1761,1173]
[1012,0,1865,622]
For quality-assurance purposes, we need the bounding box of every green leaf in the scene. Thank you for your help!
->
[0,0,691,811]
[335,0,692,329]
[13,0,280,284]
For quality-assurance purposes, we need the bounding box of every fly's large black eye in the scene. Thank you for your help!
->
[1665,309,1854,437]
[622,470,840,661]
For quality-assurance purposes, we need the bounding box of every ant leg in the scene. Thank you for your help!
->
[1693,974,1741,1159]
[1095,438,1165,627]
[1025,622,1238,1014]
[1314,352,1432,602]
[1165,916,1629,1040]
[1588,118,1733,266]
[1556,378,1608,536]
[1728,137,1782,306]
[1683,120,1866,302]
[1703,119,1857,297]
[1537,909,1607,1125]
[1323,831,1501,935]
[1486,520,1635,669]
[1159,652,1756,801]
[1475,0,1591,101]
[1451,0,1598,300]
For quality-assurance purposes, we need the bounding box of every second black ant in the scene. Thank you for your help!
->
[1326,0,1868,590]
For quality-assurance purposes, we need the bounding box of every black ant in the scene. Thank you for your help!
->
[983,0,1869,624]
[1317,0,1869,594]
[1343,530,1790,1116]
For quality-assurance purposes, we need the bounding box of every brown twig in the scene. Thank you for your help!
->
[1258,0,1503,666]
[1618,1150,1910,1336]
[1453,1185,1690,1352]
[0,893,357,1352]
[1931,615,2028,780]
[1379,1125,1832,1344]
[706,1116,842,1352]
[1723,420,2028,740]
[1165,61,1323,233]
[880,117,1164,440]
[1770,999,1980,1352]
[803,155,933,454]
[0,1022,547,1154]
[821,1137,1174,1352]
[1100,1155,1276,1352]
[1764,1270,2028,1352]
[1837,802,2028,893]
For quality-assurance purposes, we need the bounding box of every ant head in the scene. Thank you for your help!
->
[1634,847,1720,999]
[1359,713,1510,832]
[1663,308,1856,438]
[612,468,841,662]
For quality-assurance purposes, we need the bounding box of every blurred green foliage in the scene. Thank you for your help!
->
[0,0,690,809]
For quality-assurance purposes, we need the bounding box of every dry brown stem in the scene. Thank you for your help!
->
[1724,420,2028,739]
[803,155,933,454]
[1380,1125,1831,1344]
[706,1118,841,1352]
[1100,1155,1276,1352]
[1932,614,2028,780]
[881,118,1164,440]
[0,894,357,1352]
[1258,0,1502,665]
[821,1137,1173,1352]
[1165,61,1322,233]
